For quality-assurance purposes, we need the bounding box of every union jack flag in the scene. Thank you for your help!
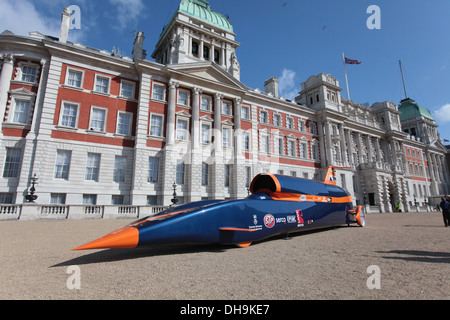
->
[345,57,361,65]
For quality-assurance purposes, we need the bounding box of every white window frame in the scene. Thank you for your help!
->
[299,142,308,159]
[222,101,232,116]
[65,67,85,89]
[176,118,189,141]
[222,126,233,148]
[116,111,133,136]
[286,117,293,130]
[273,114,281,126]
[260,132,270,153]
[58,101,80,129]
[201,95,212,111]
[152,82,166,101]
[113,156,127,183]
[177,89,190,106]
[260,110,268,124]
[287,139,296,157]
[85,153,101,181]
[54,150,71,180]
[3,147,22,178]
[149,113,164,137]
[241,105,250,120]
[148,157,160,183]
[15,62,39,84]
[94,74,111,95]
[89,106,108,133]
[6,90,36,126]
[201,122,212,144]
[242,131,250,151]
[119,80,135,99]
[274,137,283,155]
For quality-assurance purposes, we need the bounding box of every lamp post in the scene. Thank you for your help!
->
[25,173,38,203]
[171,181,179,206]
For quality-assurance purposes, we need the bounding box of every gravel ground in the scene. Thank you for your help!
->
[0,211,448,300]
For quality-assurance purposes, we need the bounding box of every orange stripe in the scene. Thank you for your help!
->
[268,191,352,204]
[220,227,257,232]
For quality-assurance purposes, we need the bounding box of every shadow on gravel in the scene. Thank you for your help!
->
[376,250,450,264]
[51,226,346,268]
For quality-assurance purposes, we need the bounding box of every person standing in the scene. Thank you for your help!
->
[439,196,450,227]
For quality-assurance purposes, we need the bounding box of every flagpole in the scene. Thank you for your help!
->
[342,52,351,101]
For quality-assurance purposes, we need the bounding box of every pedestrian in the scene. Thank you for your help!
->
[439,196,450,227]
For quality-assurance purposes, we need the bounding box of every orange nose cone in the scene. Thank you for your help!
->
[72,226,139,251]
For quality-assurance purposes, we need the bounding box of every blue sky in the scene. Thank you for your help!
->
[1,0,450,142]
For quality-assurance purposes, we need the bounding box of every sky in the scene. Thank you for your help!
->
[1,0,450,142]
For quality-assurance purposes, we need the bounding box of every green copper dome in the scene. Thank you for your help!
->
[398,98,434,121]
[178,0,233,33]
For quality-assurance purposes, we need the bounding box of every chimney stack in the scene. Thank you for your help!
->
[59,8,71,43]
[264,77,279,98]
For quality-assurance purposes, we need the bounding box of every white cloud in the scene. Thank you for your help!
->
[0,0,60,37]
[108,0,146,31]
[278,69,299,100]
[434,104,450,124]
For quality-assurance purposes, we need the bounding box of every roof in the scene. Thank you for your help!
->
[178,0,233,33]
[398,98,434,121]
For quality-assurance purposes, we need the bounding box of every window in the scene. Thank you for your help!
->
[113,156,126,183]
[51,193,66,204]
[89,107,107,132]
[3,148,22,178]
[222,101,232,116]
[299,143,307,158]
[95,75,110,94]
[201,123,211,144]
[117,112,132,136]
[54,150,71,180]
[178,90,189,106]
[202,162,209,186]
[214,49,220,64]
[0,193,13,204]
[273,114,281,126]
[147,196,158,206]
[224,164,232,187]
[12,100,30,124]
[298,120,305,132]
[242,132,250,151]
[176,119,188,140]
[261,135,270,153]
[241,106,250,120]
[286,117,293,129]
[152,84,165,101]
[148,157,159,183]
[222,127,231,148]
[112,195,124,205]
[245,167,251,188]
[311,145,318,160]
[201,96,211,111]
[66,69,83,88]
[150,114,163,137]
[260,111,267,123]
[83,194,97,205]
[85,153,101,181]
[203,45,210,60]
[21,65,38,83]
[120,80,135,99]
[192,41,199,57]
[176,161,185,185]
[287,140,295,157]
[60,102,78,128]
[275,138,283,155]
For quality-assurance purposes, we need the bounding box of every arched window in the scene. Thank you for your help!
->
[203,45,210,60]
[192,41,199,57]
[214,49,220,64]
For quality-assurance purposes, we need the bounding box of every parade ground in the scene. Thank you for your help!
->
[0,211,448,300]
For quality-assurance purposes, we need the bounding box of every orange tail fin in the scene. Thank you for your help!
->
[323,166,337,185]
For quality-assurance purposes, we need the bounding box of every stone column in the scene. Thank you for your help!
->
[214,93,223,153]
[339,124,348,166]
[191,87,201,149]
[0,54,14,134]
[166,80,178,146]
[324,120,333,166]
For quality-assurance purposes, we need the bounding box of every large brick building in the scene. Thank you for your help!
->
[0,1,449,214]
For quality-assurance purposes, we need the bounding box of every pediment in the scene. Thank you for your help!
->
[9,87,35,96]
[168,62,248,91]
